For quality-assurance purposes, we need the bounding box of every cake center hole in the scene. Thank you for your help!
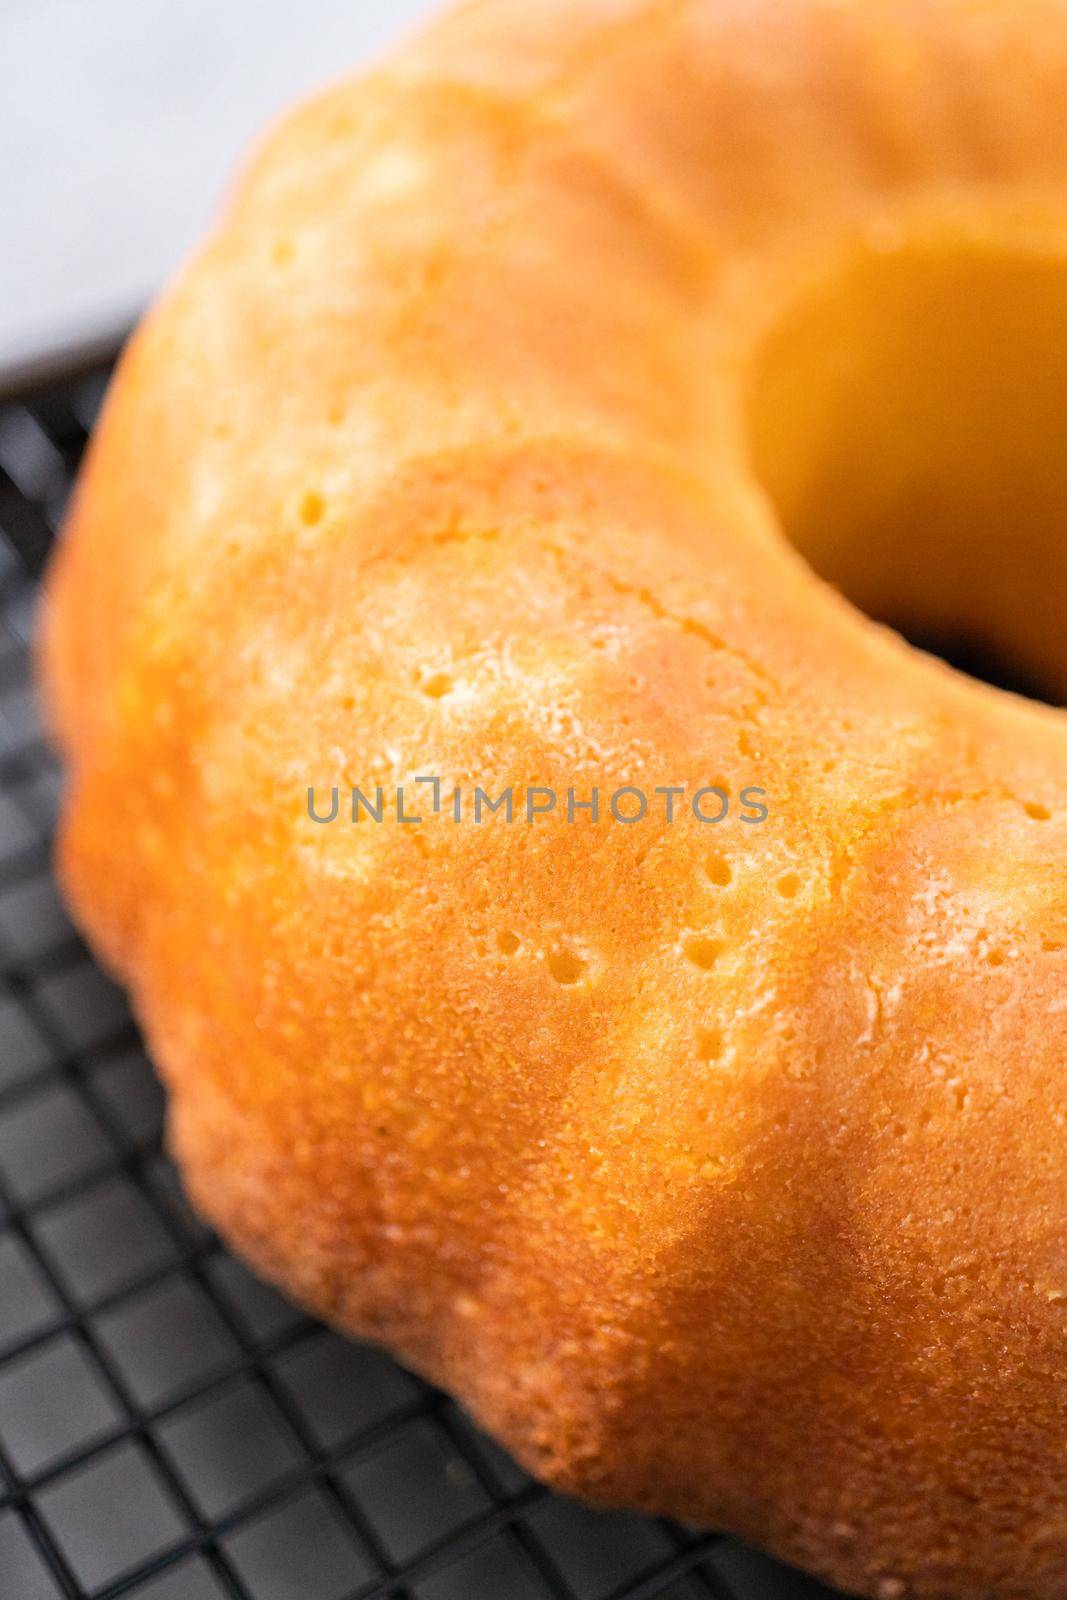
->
[747,242,1067,706]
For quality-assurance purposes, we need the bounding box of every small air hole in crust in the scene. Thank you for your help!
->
[1025,801,1052,821]
[496,930,521,956]
[705,854,732,887]
[298,490,325,526]
[682,934,725,971]
[419,671,454,699]
[696,1027,724,1062]
[776,871,801,899]
[547,949,586,985]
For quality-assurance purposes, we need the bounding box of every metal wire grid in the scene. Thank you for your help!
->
[0,365,839,1600]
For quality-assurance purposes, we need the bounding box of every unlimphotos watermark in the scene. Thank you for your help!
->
[306,777,769,827]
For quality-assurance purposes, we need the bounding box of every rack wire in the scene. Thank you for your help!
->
[0,363,838,1600]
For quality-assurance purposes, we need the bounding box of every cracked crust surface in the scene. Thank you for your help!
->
[39,2,1067,1596]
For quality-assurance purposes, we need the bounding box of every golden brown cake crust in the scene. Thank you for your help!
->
[40,3,1067,1596]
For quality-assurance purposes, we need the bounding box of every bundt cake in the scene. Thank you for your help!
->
[40,1,1067,1596]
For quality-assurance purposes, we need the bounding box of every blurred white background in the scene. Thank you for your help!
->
[0,0,430,385]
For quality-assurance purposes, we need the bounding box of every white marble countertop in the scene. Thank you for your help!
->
[0,0,430,386]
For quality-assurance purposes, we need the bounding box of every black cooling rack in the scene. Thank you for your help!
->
[0,363,840,1600]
